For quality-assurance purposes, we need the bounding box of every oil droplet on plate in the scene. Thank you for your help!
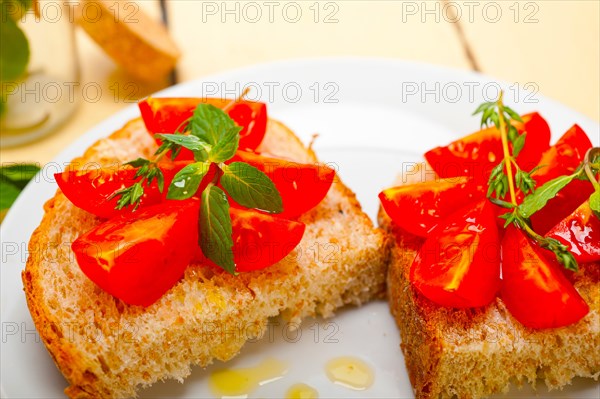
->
[286,383,319,399]
[209,357,288,398]
[325,356,374,390]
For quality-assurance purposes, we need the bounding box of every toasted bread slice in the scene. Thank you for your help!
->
[379,169,600,399]
[23,118,388,398]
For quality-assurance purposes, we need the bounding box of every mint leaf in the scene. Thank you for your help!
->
[221,162,283,213]
[0,178,21,210]
[155,133,210,162]
[200,185,235,274]
[209,126,241,163]
[190,104,236,146]
[518,174,575,219]
[0,17,30,81]
[167,162,210,200]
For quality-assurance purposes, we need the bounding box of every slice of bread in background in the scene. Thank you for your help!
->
[379,171,600,399]
[23,118,389,398]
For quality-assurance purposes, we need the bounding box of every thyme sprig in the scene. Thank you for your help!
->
[477,92,599,272]
[474,94,539,201]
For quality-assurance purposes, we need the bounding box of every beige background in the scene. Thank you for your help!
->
[2,0,599,164]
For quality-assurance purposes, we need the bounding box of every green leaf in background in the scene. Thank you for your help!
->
[209,126,241,163]
[220,162,283,213]
[190,104,237,146]
[1,0,32,22]
[0,162,40,187]
[0,178,21,209]
[200,185,235,274]
[518,174,575,219]
[0,163,40,214]
[167,162,210,200]
[0,15,30,81]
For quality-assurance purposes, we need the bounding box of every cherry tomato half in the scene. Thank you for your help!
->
[500,225,589,329]
[72,200,200,307]
[55,162,189,219]
[530,124,594,234]
[138,97,268,151]
[379,177,485,237]
[410,200,501,308]
[546,200,600,264]
[195,207,306,272]
[228,150,336,219]
[424,112,550,182]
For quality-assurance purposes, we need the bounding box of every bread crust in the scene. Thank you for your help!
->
[23,118,389,398]
[380,198,600,399]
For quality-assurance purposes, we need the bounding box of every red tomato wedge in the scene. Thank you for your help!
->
[546,201,600,264]
[424,112,550,182]
[531,179,593,235]
[379,177,485,237]
[195,207,306,272]
[511,112,553,171]
[532,124,592,183]
[500,226,589,329]
[410,200,501,308]
[138,97,268,151]
[530,125,594,234]
[55,162,190,219]
[228,151,336,219]
[72,200,200,307]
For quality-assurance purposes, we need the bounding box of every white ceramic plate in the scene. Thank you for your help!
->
[1,58,599,398]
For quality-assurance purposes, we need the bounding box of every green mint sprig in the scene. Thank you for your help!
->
[113,103,283,274]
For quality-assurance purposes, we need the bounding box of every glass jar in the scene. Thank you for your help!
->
[1,0,80,147]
